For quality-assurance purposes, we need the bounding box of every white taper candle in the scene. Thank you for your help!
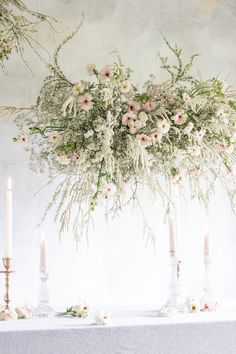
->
[5,176,12,258]
[40,231,46,273]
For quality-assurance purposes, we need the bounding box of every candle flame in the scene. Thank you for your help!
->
[7,176,12,190]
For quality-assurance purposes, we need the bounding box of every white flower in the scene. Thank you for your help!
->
[120,81,131,94]
[183,122,194,135]
[195,129,206,142]
[174,111,187,125]
[152,131,163,142]
[138,111,148,126]
[84,129,94,138]
[87,64,96,76]
[95,310,110,326]
[17,134,30,146]
[158,120,171,134]
[185,297,200,313]
[182,92,191,103]
[72,83,85,95]
[56,155,71,165]
[48,133,62,145]
[187,145,201,157]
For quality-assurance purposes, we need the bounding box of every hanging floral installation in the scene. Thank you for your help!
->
[7,25,236,242]
[0,0,55,71]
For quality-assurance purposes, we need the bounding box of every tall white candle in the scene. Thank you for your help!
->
[5,176,12,258]
[169,215,176,256]
[40,232,46,272]
[204,232,210,256]
[173,183,180,257]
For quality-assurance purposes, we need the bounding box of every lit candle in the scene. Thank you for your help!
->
[5,177,12,258]
[204,231,210,256]
[169,215,176,256]
[40,232,46,272]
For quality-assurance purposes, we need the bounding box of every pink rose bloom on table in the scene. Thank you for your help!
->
[143,100,156,112]
[187,146,201,157]
[122,112,136,127]
[79,93,93,111]
[100,66,113,80]
[174,111,187,125]
[127,100,141,113]
[137,133,152,147]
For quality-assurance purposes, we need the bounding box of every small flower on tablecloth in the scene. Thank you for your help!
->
[15,307,32,319]
[0,308,17,321]
[95,310,110,325]
[185,297,200,313]
[201,299,219,312]
[58,302,89,318]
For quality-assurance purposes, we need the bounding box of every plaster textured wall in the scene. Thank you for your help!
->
[0,0,236,309]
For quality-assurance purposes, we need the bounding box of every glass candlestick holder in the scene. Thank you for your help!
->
[201,255,218,311]
[158,254,184,316]
[33,270,55,318]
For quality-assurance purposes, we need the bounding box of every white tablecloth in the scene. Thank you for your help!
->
[1,310,236,354]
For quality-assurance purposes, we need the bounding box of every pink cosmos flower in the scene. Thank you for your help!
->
[122,112,136,126]
[216,142,226,151]
[100,66,113,80]
[70,153,81,165]
[187,146,201,157]
[79,93,93,111]
[56,155,71,165]
[129,121,142,134]
[143,100,157,112]
[216,142,233,154]
[127,101,141,113]
[17,134,30,146]
[164,98,175,107]
[152,131,163,142]
[174,111,187,125]
[137,133,152,147]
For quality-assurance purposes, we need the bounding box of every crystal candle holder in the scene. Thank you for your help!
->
[158,255,184,316]
[33,270,55,318]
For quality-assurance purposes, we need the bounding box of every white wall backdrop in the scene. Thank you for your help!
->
[0,0,236,309]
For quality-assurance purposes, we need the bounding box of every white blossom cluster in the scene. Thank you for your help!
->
[14,37,236,241]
